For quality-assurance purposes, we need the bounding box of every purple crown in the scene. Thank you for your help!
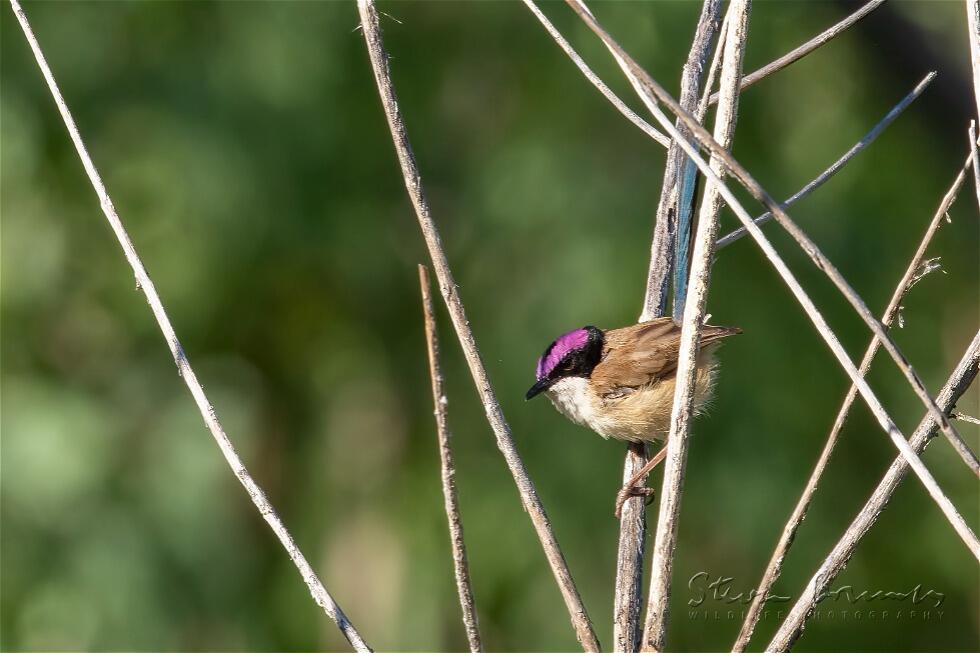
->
[536,327,591,380]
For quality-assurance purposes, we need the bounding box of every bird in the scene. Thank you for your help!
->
[525,317,741,518]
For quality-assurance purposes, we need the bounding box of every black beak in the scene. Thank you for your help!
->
[525,378,552,400]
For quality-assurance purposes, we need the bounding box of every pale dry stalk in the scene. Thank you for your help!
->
[967,0,980,122]
[706,0,885,105]
[642,3,751,651]
[970,123,980,213]
[566,0,980,558]
[765,330,980,651]
[614,2,722,650]
[639,0,722,322]
[7,1,371,650]
[525,0,876,158]
[357,2,600,649]
[524,2,927,646]
[715,73,935,250]
[526,2,930,256]
[732,148,980,653]
[418,265,482,653]
[612,439,648,653]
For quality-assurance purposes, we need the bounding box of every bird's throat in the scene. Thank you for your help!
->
[545,377,603,434]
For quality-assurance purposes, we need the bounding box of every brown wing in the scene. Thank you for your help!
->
[590,318,740,397]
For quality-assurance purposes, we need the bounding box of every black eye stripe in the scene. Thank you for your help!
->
[541,327,605,381]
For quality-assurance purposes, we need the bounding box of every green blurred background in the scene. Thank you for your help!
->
[2,1,978,651]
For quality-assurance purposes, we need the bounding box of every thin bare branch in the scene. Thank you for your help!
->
[715,72,935,251]
[356,3,600,650]
[695,10,730,122]
[640,0,723,322]
[611,1,724,648]
[566,0,980,558]
[418,265,483,653]
[6,2,371,650]
[642,3,751,652]
[707,0,886,105]
[668,0,725,321]
[731,148,979,653]
[953,411,980,425]
[970,122,980,213]
[528,1,923,258]
[612,441,648,653]
[970,0,980,208]
[523,2,721,644]
[526,0,881,152]
[766,330,980,652]
[967,1,980,122]
[522,0,670,149]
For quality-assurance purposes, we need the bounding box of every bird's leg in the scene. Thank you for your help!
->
[614,445,668,519]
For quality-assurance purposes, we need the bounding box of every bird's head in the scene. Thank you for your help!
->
[526,325,604,400]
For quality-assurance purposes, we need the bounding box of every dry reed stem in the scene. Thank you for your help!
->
[418,265,483,653]
[639,0,723,322]
[641,3,751,651]
[668,0,725,321]
[970,123,980,214]
[525,6,928,257]
[526,0,894,289]
[715,73,935,251]
[612,440,648,653]
[582,5,724,640]
[357,2,600,649]
[614,2,722,648]
[971,0,980,211]
[523,27,931,641]
[695,10,731,123]
[766,330,980,651]
[6,1,371,650]
[526,0,878,155]
[565,0,980,559]
[707,0,885,105]
[953,411,980,425]
[731,148,979,653]
[967,1,980,124]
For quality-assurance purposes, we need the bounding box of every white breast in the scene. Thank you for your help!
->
[545,372,696,443]
[545,377,610,437]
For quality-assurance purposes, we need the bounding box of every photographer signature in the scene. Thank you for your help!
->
[687,572,945,609]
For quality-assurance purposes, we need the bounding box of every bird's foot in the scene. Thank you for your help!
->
[614,484,656,520]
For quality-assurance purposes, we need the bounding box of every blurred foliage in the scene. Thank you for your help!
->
[2,1,978,651]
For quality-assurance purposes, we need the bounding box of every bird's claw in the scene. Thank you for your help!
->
[614,484,656,520]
